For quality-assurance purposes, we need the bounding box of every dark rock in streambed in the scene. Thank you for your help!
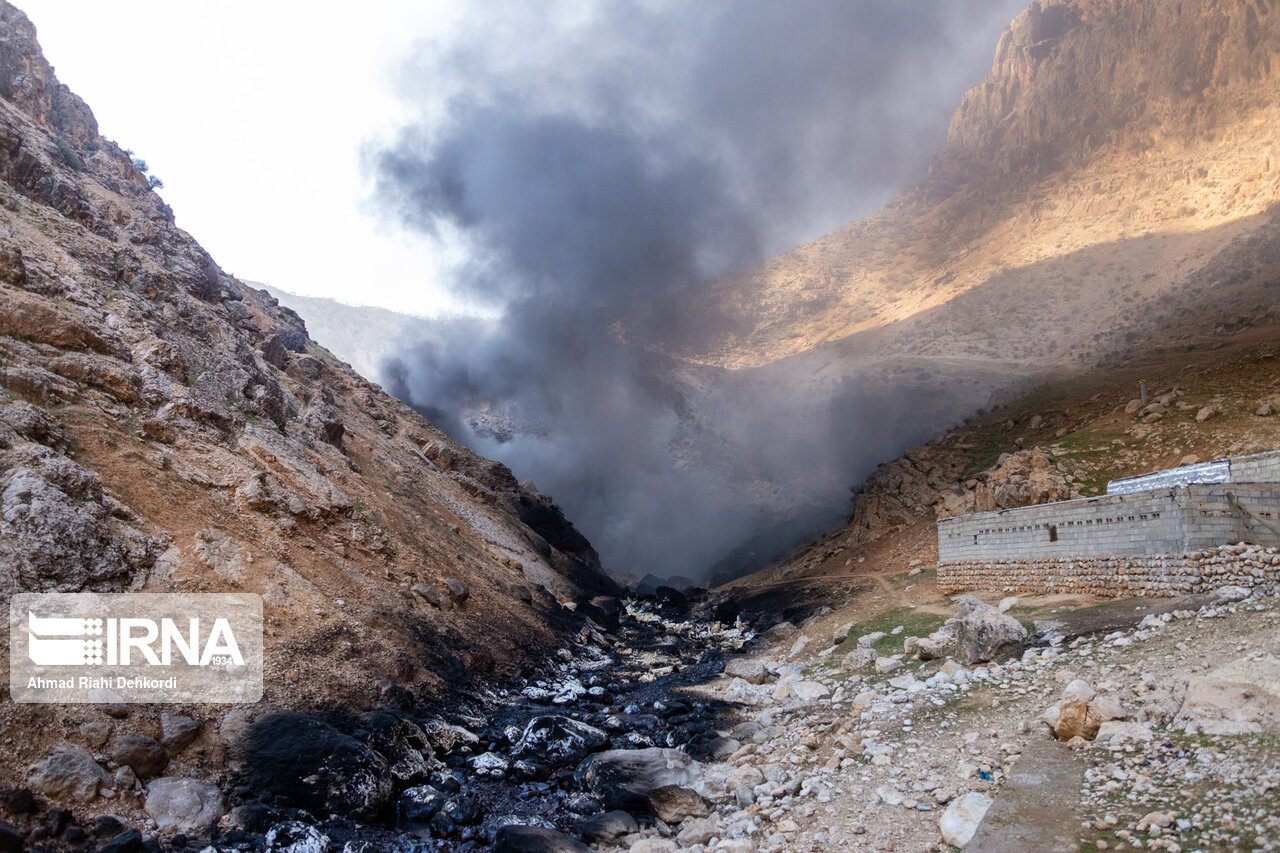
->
[98,829,144,853]
[712,599,741,624]
[653,586,688,609]
[600,712,661,734]
[397,786,447,836]
[494,824,592,853]
[580,810,639,844]
[360,710,441,785]
[575,748,701,812]
[263,820,329,852]
[0,820,22,853]
[510,716,609,768]
[235,711,392,821]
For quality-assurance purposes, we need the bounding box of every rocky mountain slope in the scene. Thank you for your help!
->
[0,1,617,728]
[631,0,1280,386]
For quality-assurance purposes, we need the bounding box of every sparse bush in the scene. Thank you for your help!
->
[131,156,148,172]
[147,175,165,190]
[55,137,84,171]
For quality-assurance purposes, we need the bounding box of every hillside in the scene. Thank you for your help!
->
[719,319,1280,603]
[631,0,1280,385]
[0,0,615,742]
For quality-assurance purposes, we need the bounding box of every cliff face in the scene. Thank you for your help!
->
[940,0,1280,181]
[0,3,615,718]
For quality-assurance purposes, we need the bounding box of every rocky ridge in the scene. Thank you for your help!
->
[0,0,620,815]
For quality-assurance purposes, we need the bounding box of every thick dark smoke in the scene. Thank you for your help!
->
[371,0,1027,582]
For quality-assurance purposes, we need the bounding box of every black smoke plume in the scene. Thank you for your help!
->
[371,0,1026,582]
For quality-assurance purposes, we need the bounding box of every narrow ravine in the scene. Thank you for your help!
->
[222,593,760,852]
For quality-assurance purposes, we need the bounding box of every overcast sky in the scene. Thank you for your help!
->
[19,0,462,316]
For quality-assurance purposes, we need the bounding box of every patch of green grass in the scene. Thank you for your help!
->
[832,606,949,658]
[891,568,936,586]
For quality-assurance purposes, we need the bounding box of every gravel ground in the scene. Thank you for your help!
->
[600,587,1280,852]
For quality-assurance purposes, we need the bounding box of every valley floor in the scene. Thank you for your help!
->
[640,581,1280,853]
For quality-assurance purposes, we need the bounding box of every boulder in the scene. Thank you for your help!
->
[0,820,21,853]
[1090,695,1126,722]
[676,817,717,846]
[469,752,510,778]
[1095,721,1154,743]
[841,647,876,670]
[442,577,470,605]
[762,622,797,643]
[159,714,200,752]
[144,777,227,832]
[494,825,591,853]
[724,657,766,684]
[939,792,993,847]
[1176,658,1280,734]
[646,785,708,823]
[1214,585,1252,603]
[397,785,448,834]
[904,625,956,661]
[628,840,678,853]
[109,734,169,780]
[98,829,145,853]
[361,711,440,785]
[235,711,393,820]
[411,583,443,608]
[511,715,609,767]
[575,748,700,812]
[1061,679,1096,704]
[1043,699,1102,741]
[857,631,887,648]
[263,820,330,852]
[580,810,639,844]
[28,746,110,803]
[950,595,1027,663]
[874,657,903,674]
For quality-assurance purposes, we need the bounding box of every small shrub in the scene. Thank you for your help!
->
[147,174,165,190]
[55,138,84,171]
[131,156,148,172]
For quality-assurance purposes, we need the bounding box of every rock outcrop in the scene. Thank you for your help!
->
[0,0,617,795]
[848,441,1075,546]
[940,0,1280,184]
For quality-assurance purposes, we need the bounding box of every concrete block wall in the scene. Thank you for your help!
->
[1228,451,1280,483]
[1106,450,1280,495]
[937,484,1280,563]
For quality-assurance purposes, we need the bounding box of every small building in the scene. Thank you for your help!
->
[937,450,1280,597]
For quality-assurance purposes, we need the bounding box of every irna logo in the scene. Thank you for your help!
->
[27,612,245,667]
[10,592,262,704]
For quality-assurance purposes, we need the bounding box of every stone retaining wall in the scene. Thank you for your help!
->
[938,544,1280,598]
